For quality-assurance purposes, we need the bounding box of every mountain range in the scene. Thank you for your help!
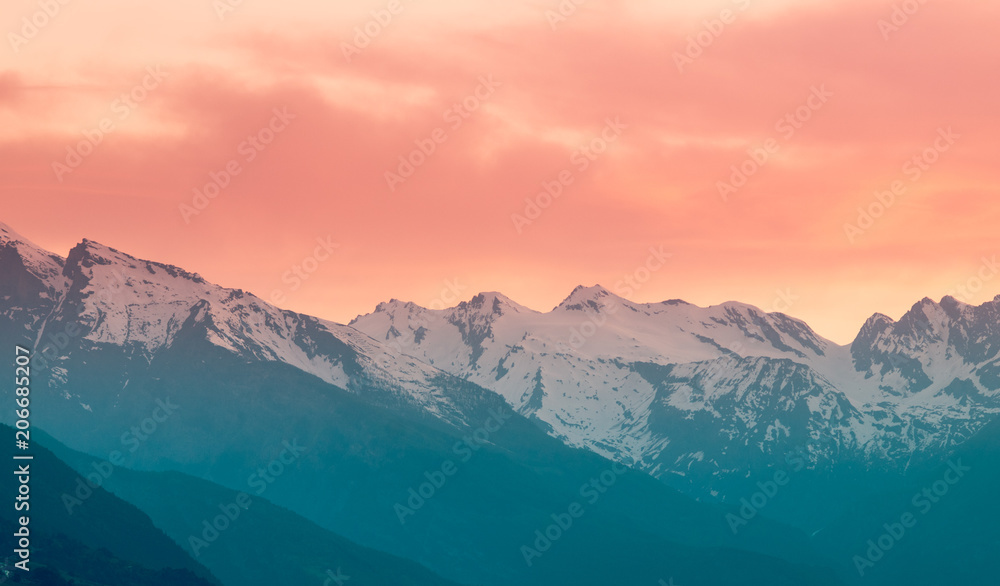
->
[350,282,1000,503]
[2,221,998,585]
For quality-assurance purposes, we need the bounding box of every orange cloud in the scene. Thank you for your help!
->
[1,0,998,344]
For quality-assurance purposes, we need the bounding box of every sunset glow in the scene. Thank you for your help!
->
[3,0,998,343]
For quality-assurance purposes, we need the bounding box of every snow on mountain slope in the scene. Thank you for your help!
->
[352,286,1000,487]
[0,223,70,347]
[2,231,488,428]
[0,223,67,293]
[351,286,844,464]
[359,285,832,373]
[832,295,1000,455]
[7,221,1000,496]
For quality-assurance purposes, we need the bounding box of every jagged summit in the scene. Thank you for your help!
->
[363,291,533,321]
[0,222,66,286]
[940,294,963,306]
[68,238,135,267]
[852,312,895,347]
[64,238,208,286]
[555,284,622,312]
[461,291,532,315]
[863,312,894,327]
[372,298,419,313]
[897,295,951,326]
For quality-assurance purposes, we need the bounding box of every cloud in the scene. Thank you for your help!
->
[1,0,997,343]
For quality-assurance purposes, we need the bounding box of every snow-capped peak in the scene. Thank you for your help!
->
[72,238,137,265]
[460,291,532,316]
[371,299,420,314]
[1,224,493,430]
[0,222,66,287]
[855,312,894,337]
[65,239,208,285]
[895,297,952,338]
[0,222,45,256]
[555,284,622,312]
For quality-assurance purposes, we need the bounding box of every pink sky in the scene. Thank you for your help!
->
[2,0,998,343]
